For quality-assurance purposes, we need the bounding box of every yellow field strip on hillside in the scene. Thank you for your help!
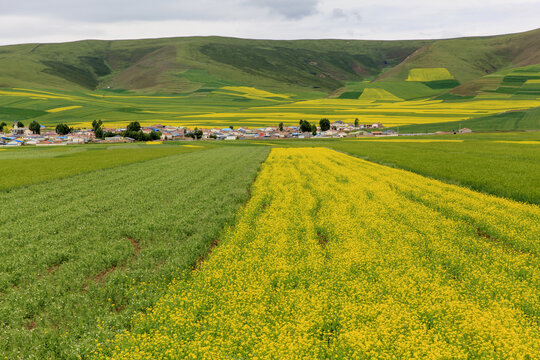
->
[345,139,464,143]
[407,68,454,81]
[96,148,539,359]
[495,141,540,145]
[46,105,82,113]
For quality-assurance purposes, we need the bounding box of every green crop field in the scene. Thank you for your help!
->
[1,133,539,358]
[240,132,540,204]
[0,143,214,191]
[0,146,269,359]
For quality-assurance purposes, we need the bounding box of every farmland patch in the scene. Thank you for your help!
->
[97,148,539,359]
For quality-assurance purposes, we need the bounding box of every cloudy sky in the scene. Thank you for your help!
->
[0,0,539,45]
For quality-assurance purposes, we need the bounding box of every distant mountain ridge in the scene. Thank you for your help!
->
[0,28,539,96]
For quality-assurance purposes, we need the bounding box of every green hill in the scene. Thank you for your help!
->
[0,30,539,131]
[0,37,429,94]
[0,29,539,97]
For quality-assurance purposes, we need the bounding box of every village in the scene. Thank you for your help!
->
[0,120,472,146]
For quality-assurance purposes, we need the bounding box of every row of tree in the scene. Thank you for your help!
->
[296,118,331,135]
[2,117,362,138]
[0,120,73,135]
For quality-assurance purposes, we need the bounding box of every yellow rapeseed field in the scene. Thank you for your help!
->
[220,86,291,100]
[46,105,83,113]
[495,140,540,145]
[359,88,402,101]
[95,148,539,360]
[407,68,454,81]
[345,139,464,143]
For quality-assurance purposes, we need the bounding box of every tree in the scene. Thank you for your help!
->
[299,119,312,133]
[278,122,284,132]
[229,125,234,130]
[187,128,203,140]
[29,120,41,134]
[95,126,104,139]
[92,119,103,131]
[311,124,317,136]
[17,121,24,128]
[55,123,71,135]
[149,131,162,140]
[354,118,359,127]
[0,122,6,132]
[319,118,330,131]
[126,121,141,132]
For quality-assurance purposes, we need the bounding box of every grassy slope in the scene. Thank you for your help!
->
[389,106,540,133]
[377,28,540,84]
[0,37,429,94]
[0,31,539,130]
[0,146,269,359]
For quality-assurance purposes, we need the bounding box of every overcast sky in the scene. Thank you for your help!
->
[0,0,539,45]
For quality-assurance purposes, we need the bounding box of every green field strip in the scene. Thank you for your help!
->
[0,144,211,191]
[324,138,540,204]
[0,146,270,359]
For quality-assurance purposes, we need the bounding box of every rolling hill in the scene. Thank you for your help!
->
[0,29,538,97]
[0,29,539,130]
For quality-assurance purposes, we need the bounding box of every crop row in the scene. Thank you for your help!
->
[0,146,269,359]
[97,147,539,359]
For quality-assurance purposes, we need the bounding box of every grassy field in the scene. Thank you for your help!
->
[388,106,540,133]
[236,132,540,204]
[0,143,212,191]
[96,148,539,359]
[324,133,540,204]
[0,86,538,130]
[0,135,538,358]
[0,146,269,359]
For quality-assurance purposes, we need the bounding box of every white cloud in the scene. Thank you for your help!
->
[0,0,538,45]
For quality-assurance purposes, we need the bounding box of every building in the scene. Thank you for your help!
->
[459,128,472,134]
[11,121,25,136]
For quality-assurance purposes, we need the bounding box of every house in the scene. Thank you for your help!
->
[6,140,22,146]
[11,121,25,136]
[372,131,383,136]
[105,135,128,142]
[459,128,472,134]
[371,122,383,129]
[382,130,398,136]
[225,135,237,140]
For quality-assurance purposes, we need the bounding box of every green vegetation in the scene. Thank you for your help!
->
[391,106,540,133]
[55,123,71,135]
[0,146,269,359]
[0,144,209,190]
[301,134,540,204]
[240,132,540,204]
[29,120,41,134]
[379,28,540,85]
[0,31,538,130]
[0,132,539,358]
[0,36,428,94]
